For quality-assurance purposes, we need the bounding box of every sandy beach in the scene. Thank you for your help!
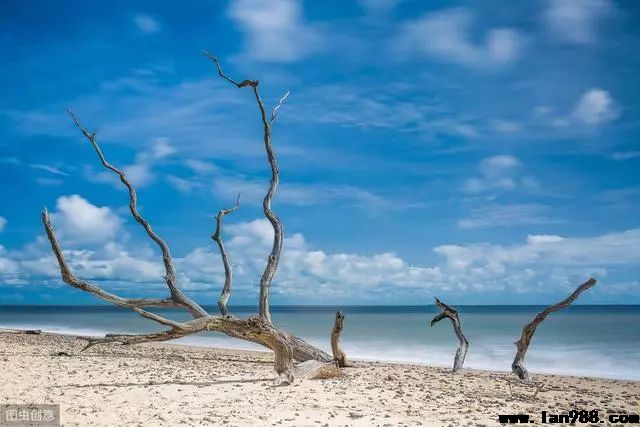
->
[1,331,638,426]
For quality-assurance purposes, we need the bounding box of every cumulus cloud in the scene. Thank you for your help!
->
[178,219,443,298]
[228,0,324,62]
[573,88,618,125]
[396,8,523,68]
[544,0,612,44]
[134,14,160,34]
[50,195,122,244]
[2,213,640,300]
[436,229,640,270]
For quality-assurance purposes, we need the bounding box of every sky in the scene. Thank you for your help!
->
[0,0,639,306]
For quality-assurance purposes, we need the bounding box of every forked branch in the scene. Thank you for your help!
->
[212,194,241,316]
[40,62,337,385]
[430,298,468,372]
[65,110,207,319]
[204,51,286,324]
[511,278,597,381]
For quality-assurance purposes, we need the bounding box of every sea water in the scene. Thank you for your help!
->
[1,305,638,380]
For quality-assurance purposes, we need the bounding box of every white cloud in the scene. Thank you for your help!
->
[544,0,612,44]
[211,175,418,212]
[123,163,154,187]
[89,137,177,188]
[436,229,640,270]
[573,88,618,125]
[458,204,559,229]
[396,8,523,68]
[134,14,160,34]
[0,217,6,233]
[30,164,69,176]
[2,211,640,299]
[228,0,324,62]
[166,175,196,193]
[50,195,122,244]
[185,159,218,174]
[463,155,537,194]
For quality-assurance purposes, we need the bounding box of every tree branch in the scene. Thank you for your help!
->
[430,297,469,372]
[65,109,207,319]
[42,209,180,310]
[331,310,350,367]
[511,278,597,381]
[203,53,284,324]
[212,194,241,316]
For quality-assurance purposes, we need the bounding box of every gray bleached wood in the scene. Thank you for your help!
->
[430,298,468,372]
[511,278,597,381]
[40,56,343,383]
[212,194,241,316]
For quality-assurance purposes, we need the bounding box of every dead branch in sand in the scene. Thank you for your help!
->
[511,278,597,381]
[0,328,41,335]
[430,298,468,372]
[41,54,346,385]
[331,311,350,367]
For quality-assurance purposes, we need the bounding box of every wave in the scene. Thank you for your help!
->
[2,321,638,381]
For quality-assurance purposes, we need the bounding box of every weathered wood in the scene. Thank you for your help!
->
[511,278,597,381]
[331,311,349,367]
[211,194,241,316]
[40,58,340,384]
[67,110,208,319]
[204,51,284,325]
[430,297,468,372]
[0,328,41,335]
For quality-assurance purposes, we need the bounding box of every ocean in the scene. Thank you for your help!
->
[1,305,638,380]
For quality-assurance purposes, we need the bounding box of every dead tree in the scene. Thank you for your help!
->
[41,53,345,385]
[511,278,597,381]
[331,311,349,367]
[212,194,240,317]
[430,297,468,372]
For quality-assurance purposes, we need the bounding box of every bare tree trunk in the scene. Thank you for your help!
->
[41,55,343,385]
[331,311,349,367]
[430,298,468,372]
[511,278,597,381]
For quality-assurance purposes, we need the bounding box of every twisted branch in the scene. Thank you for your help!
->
[430,297,468,372]
[65,110,207,319]
[511,278,597,381]
[204,51,286,324]
[212,194,241,316]
[39,57,339,385]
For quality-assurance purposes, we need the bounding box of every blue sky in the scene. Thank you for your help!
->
[0,0,638,305]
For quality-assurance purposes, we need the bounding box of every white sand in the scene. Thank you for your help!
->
[1,331,638,426]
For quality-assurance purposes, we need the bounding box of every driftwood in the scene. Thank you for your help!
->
[331,311,350,367]
[430,298,468,372]
[511,278,597,381]
[41,54,345,385]
[0,328,41,335]
[202,51,284,324]
[212,194,241,317]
